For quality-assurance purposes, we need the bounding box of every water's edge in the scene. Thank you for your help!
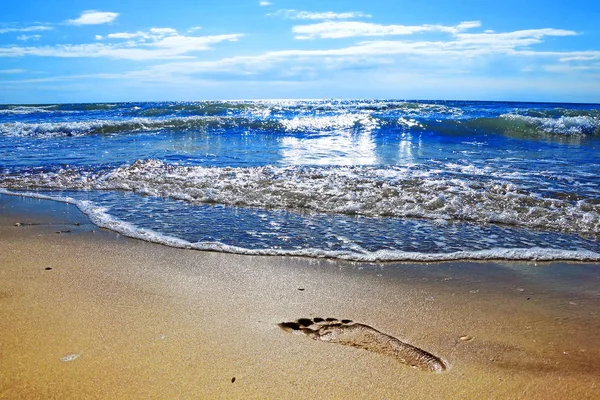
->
[3,189,599,263]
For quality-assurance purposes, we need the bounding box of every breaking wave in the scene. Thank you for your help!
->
[497,114,600,136]
[0,105,55,115]
[0,113,381,138]
[0,117,280,137]
[1,112,598,139]
[2,188,599,262]
[2,159,598,236]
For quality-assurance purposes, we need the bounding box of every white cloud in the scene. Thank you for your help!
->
[103,28,178,41]
[456,21,483,31]
[259,1,271,6]
[188,26,202,32]
[17,34,42,41]
[67,10,119,25]
[559,55,600,62]
[107,32,148,39]
[1,18,596,99]
[516,50,600,58]
[271,9,371,20]
[0,25,53,34]
[150,28,178,35]
[544,63,600,72]
[455,28,577,47]
[153,34,242,52]
[114,22,592,82]
[0,27,244,60]
[292,20,480,40]
[0,69,26,74]
[0,21,584,66]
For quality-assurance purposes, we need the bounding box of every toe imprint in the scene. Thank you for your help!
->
[278,318,446,372]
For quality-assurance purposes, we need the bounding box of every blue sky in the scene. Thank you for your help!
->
[1,0,599,104]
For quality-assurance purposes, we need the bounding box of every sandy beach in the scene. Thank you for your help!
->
[1,193,599,399]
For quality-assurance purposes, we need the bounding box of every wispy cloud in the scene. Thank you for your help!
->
[0,27,243,60]
[17,34,42,41]
[292,20,481,40]
[67,10,119,26]
[104,32,145,40]
[544,63,600,72]
[110,22,590,83]
[0,69,26,74]
[456,28,577,47]
[151,28,177,35]
[259,1,271,6]
[0,25,53,34]
[2,16,596,102]
[97,28,191,41]
[559,55,600,62]
[0,20,585,70]
[270,9,371,20]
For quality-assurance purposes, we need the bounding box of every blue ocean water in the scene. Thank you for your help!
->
[1,100,599,261]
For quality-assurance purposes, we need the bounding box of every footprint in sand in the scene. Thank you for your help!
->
[278,318,447,373]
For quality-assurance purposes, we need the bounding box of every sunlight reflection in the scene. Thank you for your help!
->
[398,131,413,163]
[280,131,377,165]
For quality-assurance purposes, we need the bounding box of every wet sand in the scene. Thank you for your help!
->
[1,194,600,399]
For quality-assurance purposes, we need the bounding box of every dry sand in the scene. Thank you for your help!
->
[1,194,599,399]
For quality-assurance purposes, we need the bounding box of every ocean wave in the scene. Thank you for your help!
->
[499,114,600,136]
[0,113,386,138]
[280,114,378,132]
[0,116,283,137]
[3,98,598,139]
[2,159,598,236]
[3,112,596,140]
[517,107,600,119]
[39,100,464,116]
[134,101,269,117]
[271,100,465,115]
[412,114,600,141]
[0,105,55,115]
[2,188,599,262]
[458,114,600,137]
[49,103,120,112]
[39,101,266,115]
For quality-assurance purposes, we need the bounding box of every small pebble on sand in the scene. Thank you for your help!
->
[60,353,80,362]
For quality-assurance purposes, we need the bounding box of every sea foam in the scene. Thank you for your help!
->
[1,159,599,236]
[2,188,599,262]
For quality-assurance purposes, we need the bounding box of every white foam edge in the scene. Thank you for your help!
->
[2,188,600,263]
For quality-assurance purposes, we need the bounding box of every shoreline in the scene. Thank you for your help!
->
[2,190,599,264]
[1,194,600,399]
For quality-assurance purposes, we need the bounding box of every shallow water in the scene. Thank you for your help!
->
[1,100,599,261]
